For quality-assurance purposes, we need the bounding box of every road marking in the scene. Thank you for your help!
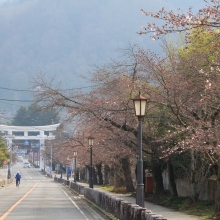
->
[25,171,32,179]
[84,204,103,219]
[37,171,46,179]
[60,187,89,220]
[0,182,38,220]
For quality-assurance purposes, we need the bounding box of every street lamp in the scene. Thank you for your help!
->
[132,91,148,208]
[5,135,14,180]
[60,162,63,179]
[50,145,52,175]
[88,136,94,189]
[73,151,77,182]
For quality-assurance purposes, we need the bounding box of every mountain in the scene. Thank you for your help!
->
[0,0,205,117]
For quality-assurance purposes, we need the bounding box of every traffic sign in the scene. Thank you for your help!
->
[3,160,7,165]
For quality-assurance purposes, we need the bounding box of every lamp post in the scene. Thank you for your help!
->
[8,145,13,179]
[73,151,77,182]
[50,145,52,175]
[132,92,148,208]
[88,136,94,189]
[60,162,63,179]
[5,135,14,180]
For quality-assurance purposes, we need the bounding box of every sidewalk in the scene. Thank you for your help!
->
[0,167,7,180]
[54,172,203,220]
[0,167,14,186]
[76,182,202,220]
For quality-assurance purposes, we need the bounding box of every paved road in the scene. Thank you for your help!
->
[0,161,108,220]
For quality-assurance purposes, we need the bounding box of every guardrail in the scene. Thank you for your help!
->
[54,177,167,220]
[40,170,53,178]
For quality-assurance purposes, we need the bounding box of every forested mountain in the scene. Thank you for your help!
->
[0,0,204,117]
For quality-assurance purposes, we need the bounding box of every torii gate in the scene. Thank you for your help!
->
[0,124,60,171]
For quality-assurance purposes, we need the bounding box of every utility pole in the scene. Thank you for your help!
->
[51,145,52,174]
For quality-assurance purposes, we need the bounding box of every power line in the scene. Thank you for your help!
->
[0,100,22,107]
[0,85,95,93]
[0,98,33,102]
[0,87,32,92]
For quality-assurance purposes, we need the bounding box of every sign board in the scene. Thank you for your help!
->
[56,164,60,171]
[15,149,27,154]
[3,160,7,165]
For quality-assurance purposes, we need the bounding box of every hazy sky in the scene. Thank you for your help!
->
[0,0,210,115]
[0,0,207,11]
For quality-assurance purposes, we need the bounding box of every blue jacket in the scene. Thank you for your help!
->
[15,173,21,180]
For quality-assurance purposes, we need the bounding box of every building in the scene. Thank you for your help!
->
[0,124,60,171]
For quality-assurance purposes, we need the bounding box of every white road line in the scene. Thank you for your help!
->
[60,187,89,220]
[25,171,32,179]
[84,204,103,219]
[37,171,46,179]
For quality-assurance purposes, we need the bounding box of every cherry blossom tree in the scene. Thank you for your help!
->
[139,0,220,42]
[137,3,220,205]
[31,49,145,192]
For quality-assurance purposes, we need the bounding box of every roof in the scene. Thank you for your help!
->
[0,123,60,132]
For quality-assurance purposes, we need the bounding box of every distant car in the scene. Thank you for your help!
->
[17,156,23,162]
[23,162,31,168]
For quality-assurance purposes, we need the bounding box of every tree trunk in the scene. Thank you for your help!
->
[93,167,98,184]
[215,166,220,213]
[190,150,200,203]
[168,159,178,196]
[121,157,135,192]
[104,165,110,184]
[215,181,220,213]
[152,158,164,195]
[96,164,103,185]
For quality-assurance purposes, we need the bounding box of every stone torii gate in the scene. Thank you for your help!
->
[0,124,60,171]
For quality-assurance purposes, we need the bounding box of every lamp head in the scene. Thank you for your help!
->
[88,136,94,146]
[132,91,149,118]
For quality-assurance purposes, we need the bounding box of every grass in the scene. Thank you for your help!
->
[145,192,216,219]
[100,184,115,192]
[100,185,216,219]
[100,185,127,194]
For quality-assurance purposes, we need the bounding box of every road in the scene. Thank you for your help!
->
[0,160,108,220]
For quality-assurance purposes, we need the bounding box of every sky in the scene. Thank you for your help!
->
[0,0,207,12]
[0,0,209,118]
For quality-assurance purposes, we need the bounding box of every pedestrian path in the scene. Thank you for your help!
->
[0,167,8,180]
[76,182,202,220]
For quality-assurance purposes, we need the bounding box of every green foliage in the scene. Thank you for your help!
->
[146,193,215,219]
[0,137,9,167]
[100,184,126,194]
[145,107,173,138]
[178,28,220,71]
[179,28,220,57]
[11,104,60,126]
[170,152,191,179]
[113,186,127,194]
[100,184,115,192]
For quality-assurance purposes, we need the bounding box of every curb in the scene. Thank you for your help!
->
[63,182,118,220]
